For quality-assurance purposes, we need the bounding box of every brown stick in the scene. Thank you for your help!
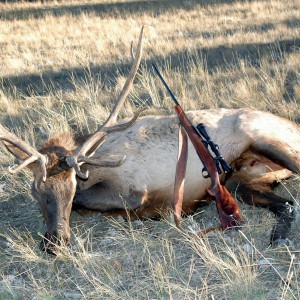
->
[197,226,222,237]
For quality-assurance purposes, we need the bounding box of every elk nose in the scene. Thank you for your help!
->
[39,231,70,255]
[39,232,55,254]
[50,227,70,245]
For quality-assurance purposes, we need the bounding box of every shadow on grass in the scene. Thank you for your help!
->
[0,0,265,21]
[1,37,300,97]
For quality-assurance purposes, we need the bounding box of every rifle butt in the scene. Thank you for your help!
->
[213,183,243,229]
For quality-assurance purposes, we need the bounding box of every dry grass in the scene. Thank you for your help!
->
[0,0,300,299]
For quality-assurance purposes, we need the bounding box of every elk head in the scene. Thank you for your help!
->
[0,27,144,254]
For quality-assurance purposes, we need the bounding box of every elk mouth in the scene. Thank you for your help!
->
[39,232,70,255]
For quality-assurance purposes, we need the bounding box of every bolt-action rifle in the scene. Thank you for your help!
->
[152,63,242,233]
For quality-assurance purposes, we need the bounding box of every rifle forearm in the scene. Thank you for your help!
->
[175,106,218,181]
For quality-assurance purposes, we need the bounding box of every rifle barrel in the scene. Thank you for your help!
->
[152,63,180,107]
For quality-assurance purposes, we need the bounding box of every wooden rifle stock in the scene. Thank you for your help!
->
[152,63,242,231]
[175,106,242,230]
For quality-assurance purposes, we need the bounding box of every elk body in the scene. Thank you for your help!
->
[1,28,300,252]
[74,109,299,242]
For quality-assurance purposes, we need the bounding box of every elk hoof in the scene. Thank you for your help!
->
[271,238,293,248]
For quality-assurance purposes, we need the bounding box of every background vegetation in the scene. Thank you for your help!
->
[0,0,299,299]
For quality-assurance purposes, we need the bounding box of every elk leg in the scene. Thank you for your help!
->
[231,184,294,244]
[268,200,294,244]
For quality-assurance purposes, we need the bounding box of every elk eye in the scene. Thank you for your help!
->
[59,157,69,170]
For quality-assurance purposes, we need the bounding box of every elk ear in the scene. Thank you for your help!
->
[2,140,30,160]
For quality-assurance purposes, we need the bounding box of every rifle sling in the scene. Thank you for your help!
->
[172,125,188,227]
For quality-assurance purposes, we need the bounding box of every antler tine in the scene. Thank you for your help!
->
[0,124,48,182]
[105,107,145,133]
[78,154,126,167]
[130,41,135,61]
[103,26,144,128]
[65,27,144,179]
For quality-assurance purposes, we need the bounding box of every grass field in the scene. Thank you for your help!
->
[0,0,300,299]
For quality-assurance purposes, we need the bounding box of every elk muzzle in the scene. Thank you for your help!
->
[39,228,71,255]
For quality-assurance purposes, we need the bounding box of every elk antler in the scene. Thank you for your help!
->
[0,124,48,182]
[65,27,144,179]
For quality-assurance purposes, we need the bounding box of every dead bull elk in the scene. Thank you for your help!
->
[1,30,300,253]
[0,27,144,253]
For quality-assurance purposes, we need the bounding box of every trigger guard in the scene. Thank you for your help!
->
[202,168,210,178]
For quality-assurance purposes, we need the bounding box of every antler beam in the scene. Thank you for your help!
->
[66,27,144,179]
